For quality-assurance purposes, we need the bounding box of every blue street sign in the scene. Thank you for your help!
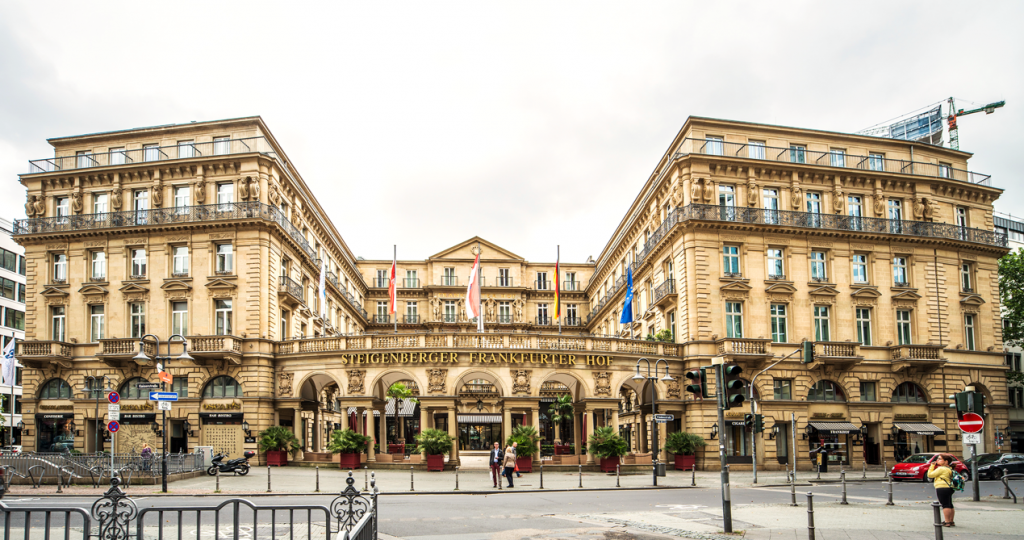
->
[107,421,120,433]
[149,392,179,402]
[107,391,120,404]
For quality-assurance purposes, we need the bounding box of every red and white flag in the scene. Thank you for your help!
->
[388,254,397,315]
[466,253,481,320]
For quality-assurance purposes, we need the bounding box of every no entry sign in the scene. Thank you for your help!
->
[959,412,984,434]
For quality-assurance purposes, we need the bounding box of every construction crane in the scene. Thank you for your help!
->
[947,97,1006,150]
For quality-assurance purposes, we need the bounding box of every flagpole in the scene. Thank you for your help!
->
[477,245,484,333]
[557,245,562,336]
[394,245,398,335]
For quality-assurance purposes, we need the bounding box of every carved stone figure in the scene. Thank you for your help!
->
[514,298,524,322]
[25,195,37,217]
[430,297,440,322]
[278,372,294,397]
[427,368,447,393]
[458,299,466,322]
[832,187,844,214]
[512,370,531,394]
[690,179,701,203]
[666,379,681,399]
[924,198,937,221]
[791,186,802,209]
[33,195,45,216]
[269,184,281,206]
[746,180,758,207]
[873,190,885,216]
[152,185,163,207]
[486,299,496,321]
[347,370,366,395]
[594,371,611,396]
[238,178,249,200]
[913,197,925,220]
[195,179,206,204]
[702,179,714,202]
[249,178,261,201]
[672,178,684,206]
[71,192,83,214]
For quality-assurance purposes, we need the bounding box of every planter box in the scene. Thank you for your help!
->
[557,455,578,465]
[426,454,445,471]
[674,454,695,471]
[515,457,532,473]
[266,450,289,467]
[388,444,405,454]
[601,456,621,473]
[338,452,360,470]
[376,453,392,463]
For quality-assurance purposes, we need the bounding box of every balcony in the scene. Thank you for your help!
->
[438,277,459,287]
[98,338,157,365]
[653,279,677,308]
[715,337,773,368]
[278,275,303,307]
[809,341,863,369]
[536,316,553,326]
[188,335,243,364]
[372,315,390,324]
[372,278,389,288]
[27,137,276,174]
[563,317,584,327]
[889,344,947,373]
[496,315,513,324]
[767,273,787,281]
[403,278,420,288]
[16,340,74,369]
[403,315,420,324]
[674,137,992,186]
[493,277,514,288]
[563,281,582,292]
[534,281,551,291]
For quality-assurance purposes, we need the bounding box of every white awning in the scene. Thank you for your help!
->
[384,398,418,417]
[458,414,502,424]
[894,423,944,435]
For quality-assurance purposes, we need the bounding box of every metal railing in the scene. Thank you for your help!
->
[563,317,584,327]
[563,280,582,291]
[535,280,551,291]
[403,315,419,324]
[654,279,676,303]
[0,451,205,484]
[403,278,420,288]
[495,277,514,287]
[536,316,552,326]
[440,276,458,287]
[674,137,992,186]
[373,278,388,288]
[27,137,276,174]
[279,274,303,301]
[372,315,389,324]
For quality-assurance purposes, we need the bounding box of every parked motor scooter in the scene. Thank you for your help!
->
[207,451,256,476]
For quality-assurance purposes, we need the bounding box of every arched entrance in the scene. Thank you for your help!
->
[453,370,504,452]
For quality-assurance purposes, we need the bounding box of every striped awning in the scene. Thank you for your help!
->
[895,423,944,435]
[458,414,502,424]
[384,398,418,418]
[807,422,861,435]
[347,407,382,417]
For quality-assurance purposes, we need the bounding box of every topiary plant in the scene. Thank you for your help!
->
[414,428,453,456]
[327,428,372,454]
[258,425,302,456]
[587,426,629,459]
[665,431,706,456]
[506,425,541,458]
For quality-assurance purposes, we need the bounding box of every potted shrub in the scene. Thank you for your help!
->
[587,426,629,473]
[665,431,705,471]
[258,426,301,466]
[327,428,372,470]
[506,425,541,473]
[414,428,453,471]
[386,382,418,452]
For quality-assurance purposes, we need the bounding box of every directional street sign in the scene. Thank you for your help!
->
[107,421,120,433]
[654,414,674,423]
[107,391,120,404]
[959,412,984,434]
[108,411,120,421]
[157,401,172,411]
[137,383,160,390]
[963,432,982,444]
[159,371,172,384]
[149,392,178,402]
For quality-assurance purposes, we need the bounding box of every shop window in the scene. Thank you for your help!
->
[203,376,242,398]
[859,381,876,402]
[807,380,845,402]
[39,378,72,399]
[891,382,926,403]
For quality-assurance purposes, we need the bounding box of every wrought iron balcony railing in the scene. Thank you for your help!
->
[443,314,458,323]
[767,273,786,281]
[440,276,459,287]
[535,280,551,291]
[654,279,676,303]
[674,137,992,186]
[563,317,584,327]
[372,315,389,324]
[563,280,582,291]
[493,277,514,287]
[403,315,419,324]
[373,278,388,288]
[536,316,552,326]
[893,281,911,288]
[27,137,276,174]
[403,278,420,288]
[279,275,303,301]
[496,315,513,324]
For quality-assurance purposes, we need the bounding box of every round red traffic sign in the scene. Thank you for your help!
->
[959,412,984,433]
[107,391,120,404]
[107,420,120,433]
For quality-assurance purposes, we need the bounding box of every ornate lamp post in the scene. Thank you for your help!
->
[632,357,674,486]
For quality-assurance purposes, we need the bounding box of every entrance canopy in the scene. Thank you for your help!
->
[807,422,860,435]
[894,423,944,435]
[458,414,502,423]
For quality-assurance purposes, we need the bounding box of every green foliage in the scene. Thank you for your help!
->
[1009,371,1024,386]
[506,425,541,458]
[587,426,629,459]
[645,329,675,342]
[258,425,301,455]
[327,429,372,454]
[664,431,706,456]
[414,428,453,456]
[386,382,418,404]
[999,248,1024,349]
[547,393,574,437]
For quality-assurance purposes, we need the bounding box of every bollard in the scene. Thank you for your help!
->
[840,471,848,505]
[455,466,459,491]
[315,466,320,493]
[932,501,944,540]
[499,472,503,491]
[216,466,221,493]
[410,466,415,492]
[816,462,821,480]
[266,465,271,493]
[578,464,583,489]
[616,464,620,488]
[364,466,368,491]
[790,472,798,507]
[886,475,894,506]
[863,461,867,480]
[539,463,543,490]
[691,465,696,487]
[56,469,63,494]
[806,492,815,540]
[883,460,887,479]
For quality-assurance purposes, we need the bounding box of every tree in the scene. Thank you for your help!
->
[546,393,574,444]
[999,250,1024,386]
[386,382,418,445]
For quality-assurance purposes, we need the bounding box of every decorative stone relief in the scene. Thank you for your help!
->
[278,372,293,397]
[593,371,611,396]
[427,368,447,394]
[347,370,365,395]
[666,379,681,399]
[512,370,531,394]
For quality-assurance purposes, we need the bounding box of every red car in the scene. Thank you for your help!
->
[890,453,969,481]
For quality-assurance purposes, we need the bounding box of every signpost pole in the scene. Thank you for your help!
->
[713,357,733,533]
[972,442,979,501]
[161,377,168,493]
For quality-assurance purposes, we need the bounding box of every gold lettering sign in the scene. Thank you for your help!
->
[335,351,613,367]
[203,402,242,411]
[122,403,154,411]
[894,414,927,421]
[811,412,846,419]
[39,404,73,411]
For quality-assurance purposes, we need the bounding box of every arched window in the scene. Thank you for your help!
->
[119,377,152,400]
[202,376,242,398]
[891,382,926,403]
[39,379,72,399]
[807,380,846,402]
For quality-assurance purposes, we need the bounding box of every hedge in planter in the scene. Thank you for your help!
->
[505,425,541,473]
[414,428,452,471]
[327,429,372,470]
[587,426,629,472]
[665,431,706,471]
[258,426,301,466]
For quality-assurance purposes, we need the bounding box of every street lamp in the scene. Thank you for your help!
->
[242,421,251,438]
[633,357,674,487]
[710,423,719,440]
[85,375,112,454]
[183,419,192,438]
[133,333,191,494]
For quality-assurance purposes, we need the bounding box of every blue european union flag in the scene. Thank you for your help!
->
[620,266,634,324]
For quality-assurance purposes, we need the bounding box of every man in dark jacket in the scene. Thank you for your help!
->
[488,442,504,488]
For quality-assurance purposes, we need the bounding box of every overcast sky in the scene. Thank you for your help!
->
[1,1,1020,263]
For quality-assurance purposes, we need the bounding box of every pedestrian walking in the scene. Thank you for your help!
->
[928,453,957,527]
[141,443,153,472]
[488,442,504,488]
[502,445,517,488]
[512,441,522,478]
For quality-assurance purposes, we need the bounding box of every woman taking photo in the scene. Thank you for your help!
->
[927,454,956,527]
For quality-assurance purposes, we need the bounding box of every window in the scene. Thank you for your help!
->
[536,272,548,290]
[131,248,147,278]
[719,184,735,207]
[748,140,765,160]
[172,246,189,276]
[120,377,152,400]
[964,314,976,350]
[568,304,579,325]
[0,249,16,273]
[773,379,792,400]
[178,140,195,159]
[807,380,845,402]
[86,251,106,281]
[868,153,884,171]
[444,300,457,322]
[705,136,724,156]
[17,283,24,303]
[859,381,877,402]
[213,137,230,156]
[92,192,109,214]
[217,183,234,209]
[215,299,232,335]
[109,147,126,165]
[722,246,741,276]
[405,269,418,288]
[129,302,146,338]
[852,254,868,284]
[770,304,787,343]
[443,267,457,286]
[888,199,903,233]
[52,306,66,341]
[789,144,806,164]
[767,248,784,279]
[763,188,779,224]
[376,301,388,322]
[498,268,511,287]
[90,305,105,342]
[892,256,908,287]
[810,251,827,281]
[1012,387,1024,410]
[856,308,872,345]
[939,162,952,179]
[1008,352,1022,374]
[51,253,67,283]
[171,376,189,397]
[537,303,549,324]
[3,308,24,330]
[174,186,190,210]
[55,197,70,221]
[848,195,863,230]
[0,279,13,300]
[203,376,242,398]
[406,301,418,321]
[498,301,511,323]
[134,189,149,224]
[171,301,188,336]
[725,302,743,338]
[896,310,912,345]
[829,148,846,168]
[813,305,830,341]
[216,244,234,273]
[565,271,578,291]
[960,263,973,292]
[39,379,72,399]
[892,382,926,403]
[806,192,822,226]
[143,144,160,162]
[374,269,387,288]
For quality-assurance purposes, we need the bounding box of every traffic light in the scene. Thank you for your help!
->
[685,370,706,399]
[950,391,987,416]
[802,341,814,364]
[722,364,745,410]
[744,414,754,429]
[754,414,764,433]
